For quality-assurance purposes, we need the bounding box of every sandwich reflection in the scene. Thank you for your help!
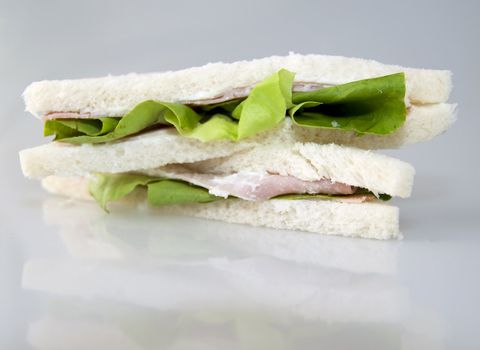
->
[22,198,446,349]
[39,198,400,274]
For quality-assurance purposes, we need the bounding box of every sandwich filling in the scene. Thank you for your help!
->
[89,172,390,211]
[43,70,407,144]
[144,170,355,200]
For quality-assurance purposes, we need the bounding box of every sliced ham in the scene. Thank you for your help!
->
[156,170,355,201]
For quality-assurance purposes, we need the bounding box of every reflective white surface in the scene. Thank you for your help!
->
[2,181,479,349]
[1,1,480,349]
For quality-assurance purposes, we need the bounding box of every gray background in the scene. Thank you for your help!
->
[1,0,479,349]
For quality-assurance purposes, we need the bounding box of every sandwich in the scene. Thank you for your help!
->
[19,53,454,239]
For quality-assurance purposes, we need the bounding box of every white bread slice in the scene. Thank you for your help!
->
[19,128,256,179]
[41,176,400,240]
[162,200,399,240]
[24,136,415,198]
[24,53,451,118]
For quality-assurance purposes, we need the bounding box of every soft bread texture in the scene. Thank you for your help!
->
[24,53,452,118]
[163,200,400,240]
[25,136,415,198]
[41,176,400,240]
[20,129,255,178]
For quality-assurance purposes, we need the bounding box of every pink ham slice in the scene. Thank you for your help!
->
[159,171,356,201]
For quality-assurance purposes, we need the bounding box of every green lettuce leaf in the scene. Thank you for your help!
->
[234,68,294,138]
[88,173,221,211]
[197,99,243,114]
[45,71,406,143]
[44,117,119,140]
[187,114,238,142]
[378,194,392,201]
[290,73,406,135]
[89,173,155,211]
[46,101,201,144]
[275,192,391,201]
[353,188,392,201]
[147,180,219,206]
[273,193,340,201]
